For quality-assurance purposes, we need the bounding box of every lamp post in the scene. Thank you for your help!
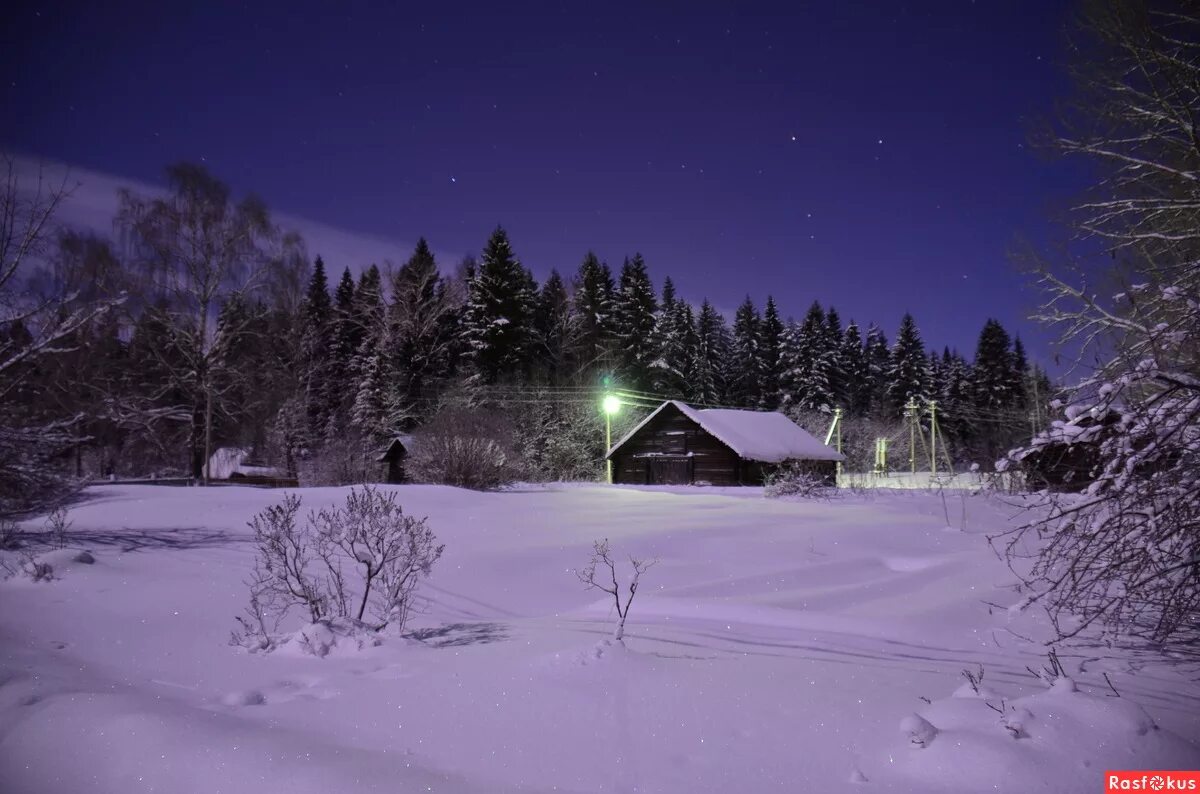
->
[602,393,620,483]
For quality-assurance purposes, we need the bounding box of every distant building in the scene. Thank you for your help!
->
[377,435,417,484]
[606,400,843,486]
[203,447,292,485]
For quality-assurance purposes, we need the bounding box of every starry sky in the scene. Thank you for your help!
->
[3,0,1080,363]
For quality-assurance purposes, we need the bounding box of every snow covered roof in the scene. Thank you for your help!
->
[377,434,417,462]
[607,400,844,463]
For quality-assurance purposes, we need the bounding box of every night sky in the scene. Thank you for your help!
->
[3,0,1079,362]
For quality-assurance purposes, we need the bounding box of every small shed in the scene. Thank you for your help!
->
[377,434,417,484]
[606,400,844,486]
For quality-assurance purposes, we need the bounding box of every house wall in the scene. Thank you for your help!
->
[611,404,743,485]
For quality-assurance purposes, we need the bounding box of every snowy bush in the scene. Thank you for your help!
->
[408,406,521,490]
[764,464,833,499]
[575,538,656,642]
[297,432,377,487]
[233,486,444,652]
[43,506,72,550]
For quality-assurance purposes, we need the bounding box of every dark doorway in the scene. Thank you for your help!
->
[648,456,693,485]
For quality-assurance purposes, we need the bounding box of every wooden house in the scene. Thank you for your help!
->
[377,434,417,484]
[606,400,844,486]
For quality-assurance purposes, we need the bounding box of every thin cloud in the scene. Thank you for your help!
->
[10,155,460,274]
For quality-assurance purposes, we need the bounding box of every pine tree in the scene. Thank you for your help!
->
[532,269,571,382]
[727,296,762,407]
[299,256,333,443]
[611,254,658,391]
[863,324,890,416]
[841,321,869,415]
[326,267,357,424]
[758,296,784,409]
[782,302,834,412]
[461,227,536,383]
[885,313,930,413]
[391,238,455,417]
[824,306,846,408]
[568,252,615,376]
[693,299,727,405]
[970,319,1018,412]
[1010,335,1029,410]
[651,279,696,398]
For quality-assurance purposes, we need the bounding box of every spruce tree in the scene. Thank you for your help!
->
[824,306,846,408]
[840,321,869,415]
[970,319,1017,411]
[693,299,728,405]
[782,302,834,412]
[568,252,615,376]
[391,238,454,415]
[652,282,697,399]
[758,296,784,409]
[532,269,571,382]
[885,313,930,413]
[461,227,536,383]
[611,254,658,391]
[728,296,762,407]
[300,256,333,444]
[863,324,890,416]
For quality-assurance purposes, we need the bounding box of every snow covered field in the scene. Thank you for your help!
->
[1,483,1197,793]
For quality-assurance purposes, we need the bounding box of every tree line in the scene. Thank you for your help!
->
[1,158,1049,501]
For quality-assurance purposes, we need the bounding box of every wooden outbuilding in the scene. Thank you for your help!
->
[605,400,844,486]
[377,434,417,484]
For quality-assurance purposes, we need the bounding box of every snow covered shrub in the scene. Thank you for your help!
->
[43,505,72,549]
[234,486,443,652]
[575,538,656,642]
[297,431,377,487]
[409,406,521,490]
[764,464,833,499]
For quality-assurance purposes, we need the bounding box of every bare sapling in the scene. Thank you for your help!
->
[576,538,657,642]
[44,505,72,549]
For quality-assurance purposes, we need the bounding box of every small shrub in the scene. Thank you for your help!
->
[409,407,521,490]
[43,506,73,549]
[575,538,656,642]
[764,464,833,499]
[233,486,444,653]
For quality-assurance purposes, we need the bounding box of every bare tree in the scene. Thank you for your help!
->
[576,538,656,642]
[1003,1,1200,653]
[117,164,278,481]
[0,154,124,514]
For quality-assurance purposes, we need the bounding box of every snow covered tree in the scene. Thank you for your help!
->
[727,296,762,407]
[651,280,698,399]
[824,306,846,409]
[117,162,275,480]
[970,319,1019,412]
[885,313,929,414]
[532,268,571,382]
[568,251,615,376]
[1001,1,1200,652]
[461,227,535,383]
[781,302,834,412]
[390,238,457,417]
[693,299,728,405]
[863,324,890,416]
[840,321,870,415]
[611,254,658,391]
[326,267,357,423]
[299,256,333,444]
[758,296,784,409]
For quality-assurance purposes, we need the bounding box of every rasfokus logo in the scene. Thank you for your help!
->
[1106,771,1200,791]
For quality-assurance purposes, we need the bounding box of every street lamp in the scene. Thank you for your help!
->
[602,393,620,483]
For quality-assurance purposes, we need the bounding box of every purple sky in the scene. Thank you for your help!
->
[3,0,1080,364]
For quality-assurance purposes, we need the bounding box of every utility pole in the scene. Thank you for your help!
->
[928,400,939,476]
[825,407,844,481]
[906,398,918,474]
